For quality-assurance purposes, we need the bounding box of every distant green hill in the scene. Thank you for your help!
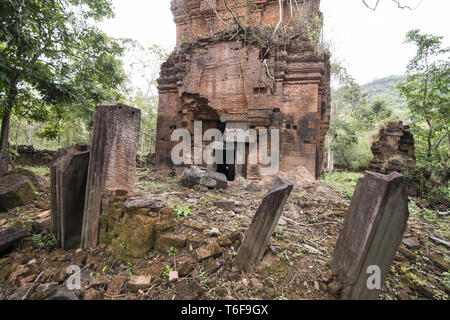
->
[362,75,408,121]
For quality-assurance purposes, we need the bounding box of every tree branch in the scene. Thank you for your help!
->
[205,0,230,27]
[272,0,283,37]
[362,0,423,11]
[223,0,244,32]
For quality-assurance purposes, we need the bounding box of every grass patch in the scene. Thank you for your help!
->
[172,204,192,218]
[321,171,363,203]
[15,165,50,176]
[135,177,177,194]
[409,201,437,222]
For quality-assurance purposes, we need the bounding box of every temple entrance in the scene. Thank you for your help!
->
[217,147,236,181]
[215,121,236,181]
[187,101,247,182]
[216,121,249,181]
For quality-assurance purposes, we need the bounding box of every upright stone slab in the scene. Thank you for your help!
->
[234,176,294,269]
[81,103,141,249]
[0,151,9,177]
[51,144,90,249]
[330,171,409,300]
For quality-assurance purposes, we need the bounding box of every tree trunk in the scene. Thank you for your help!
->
[148,133,153,154]
[422,57,432,159]
[0,47,46,151]
[327,134,334,172]
[425,119,433,159]
[0,113,11,151]
[1,77,20,151]
[14,117,22,153]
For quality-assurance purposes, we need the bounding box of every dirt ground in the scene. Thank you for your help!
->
[0,166,448,300]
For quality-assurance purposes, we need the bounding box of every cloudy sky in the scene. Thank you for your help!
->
[99,0,449,85]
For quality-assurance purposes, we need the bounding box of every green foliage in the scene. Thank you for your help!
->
[119,242,128,251]
[161,265,173,279]
[442,272,450,288]
[0,0,124,147]
[321,171,363,203]
[426,184,450,207]
[362,75,408,116]
[126,262,133,279]
[397,30,450,178]
[229,220,239,230]
[167,247,178,257]
[121,41,169,157]
[16,165,50,176]
[328,63,390,169]
[328,62,409,170]
[4,147,19,157]
[409,201,436,222]
[273,226,285,240]
[32,234,45,248]
[172,204,192,218]
[21,215,32,222]
[358,99,393,129]
[279,249,291,261]
[135,177,177,195]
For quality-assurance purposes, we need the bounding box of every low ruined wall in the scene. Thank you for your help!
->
[369,122,415,174]
[11,145,151,169]
[12,145,57,167]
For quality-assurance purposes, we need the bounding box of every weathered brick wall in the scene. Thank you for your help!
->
[369,122,416,174]
[155,0,330,179]
[12,145,57,167]
[171,0,321,46]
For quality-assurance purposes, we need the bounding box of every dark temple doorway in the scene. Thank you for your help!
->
[217,147,235,181]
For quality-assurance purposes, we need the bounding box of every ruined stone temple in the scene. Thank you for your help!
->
[155,0,331,180]
[369,122,416,174]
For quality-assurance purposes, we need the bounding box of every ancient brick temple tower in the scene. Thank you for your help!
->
[155,0,331,180]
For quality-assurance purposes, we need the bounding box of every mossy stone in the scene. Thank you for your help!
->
[0,174,35,211]
[107,214,158,261]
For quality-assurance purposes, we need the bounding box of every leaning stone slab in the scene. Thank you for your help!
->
[0,174,35,211]
[81,103,141,249]
[330,171,409,300]
[234,176,294,269]
[0,151,9,177]
[51,145,90,249]
[180,165,227,189]
[0,226,27,253]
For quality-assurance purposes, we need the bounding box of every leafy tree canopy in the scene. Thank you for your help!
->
[397,30,449,177]
[0,0,125,148]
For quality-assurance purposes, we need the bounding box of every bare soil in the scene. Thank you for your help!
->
[0,166,448,300]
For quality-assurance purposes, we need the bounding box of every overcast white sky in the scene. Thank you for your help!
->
[99,0,449,85]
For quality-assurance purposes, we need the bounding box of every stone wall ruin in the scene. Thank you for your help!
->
[369,121,415,174]
[154,0,331,180]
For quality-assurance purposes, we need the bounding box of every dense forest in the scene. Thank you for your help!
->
[363,75,407,112]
